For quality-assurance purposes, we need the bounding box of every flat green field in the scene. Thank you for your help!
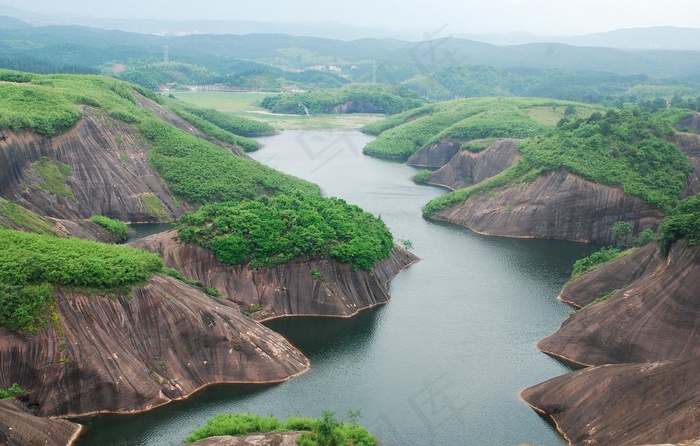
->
[170,92,383,130]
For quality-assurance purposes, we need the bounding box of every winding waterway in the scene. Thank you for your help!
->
[76,130,597,445]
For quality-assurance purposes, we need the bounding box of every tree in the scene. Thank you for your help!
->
[611,221,633,247]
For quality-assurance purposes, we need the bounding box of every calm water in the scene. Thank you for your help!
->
[75,130,597,445]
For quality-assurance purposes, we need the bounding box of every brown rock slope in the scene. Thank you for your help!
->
[0,275,309,417]
[132,231,419,321]
[557,243,659,308]
[427,139,520,190]
[0,107,185,223]
[538,242,700,367]
[0,399,81,446]
[407,139,462,169]
[431,170,664,244]
[191,433,302,446]
[522,357,700,446]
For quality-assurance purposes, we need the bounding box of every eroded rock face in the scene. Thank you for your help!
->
[521,357,700,446]
[407,139,462,169]
[427,139,520,190]
[558,243,659,308]
[0,275,309,417]
[190,432,302,446]
[131,231,419,321]
[539,242,700,366]
[0,108,185,223]
[0,399,81,446]
[432,170,663,244]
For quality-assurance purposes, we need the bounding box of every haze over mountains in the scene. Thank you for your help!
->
[2,3,700,51]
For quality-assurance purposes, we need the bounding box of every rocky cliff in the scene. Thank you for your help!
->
[0,275,309,418]
[431,170,664,244]
[521,357,700,446]
[0,107,185,223]
[131,231,418,321]
[539,242,700,366]
[407,139,462,169]
[426,139,520,190]
[557,243,659,308]
[0,399,81,446]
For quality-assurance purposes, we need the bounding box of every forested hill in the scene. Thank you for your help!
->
[0,24,699,80]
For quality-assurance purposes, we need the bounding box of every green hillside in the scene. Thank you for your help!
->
[361,97,601,161]
[422,107,693,216]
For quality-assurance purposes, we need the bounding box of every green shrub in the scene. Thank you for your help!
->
[413,170,432,185]
[571,247,622,278]
[177,193,393,270]
[169,102,275,137]
[633,228,657,247]
[659,193,700,252]
[0,200,55,235]
[0,383,27,399]
[90,215,128,243]
[162,267,201,287]
[33,158,75,200]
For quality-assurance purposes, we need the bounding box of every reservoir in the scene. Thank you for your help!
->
[76,130,597,445]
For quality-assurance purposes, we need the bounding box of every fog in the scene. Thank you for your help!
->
[2,0,699,36]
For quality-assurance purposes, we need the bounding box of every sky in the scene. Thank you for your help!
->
[3,0,699,35]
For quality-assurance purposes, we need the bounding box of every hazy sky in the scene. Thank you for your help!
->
[4,0,700,35]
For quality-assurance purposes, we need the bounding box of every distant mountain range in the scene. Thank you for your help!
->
[2,4,700,51]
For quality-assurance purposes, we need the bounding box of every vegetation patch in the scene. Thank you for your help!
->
[659,193,700,252]
[413,169,432,185]
[260,83,424,115]
[460,138,499,152]
[177,193,393,270]
[0,200,55,235]
[570,247,634,279]
[519,108,692,211]
[0,228,163,331]
[0,383,27,400]
[32,157,76,200]
[185,411,376,446]
[139,193,172,222]
[142,118,319,205]
[90,215,128,243]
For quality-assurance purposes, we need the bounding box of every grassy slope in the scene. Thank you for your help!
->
[0,228,163,330]
[361,97,601,161]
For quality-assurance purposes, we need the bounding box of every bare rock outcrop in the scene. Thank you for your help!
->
[0,399,81,446]
[538,242,700,366]
[131,231,419,321]
[558,243,659,308]
[431,170,663,244]
[0,275,309,417]
[427,139,520,190]
[407,139,461,169]
[190,432,302,446]
[521,357,700,446]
